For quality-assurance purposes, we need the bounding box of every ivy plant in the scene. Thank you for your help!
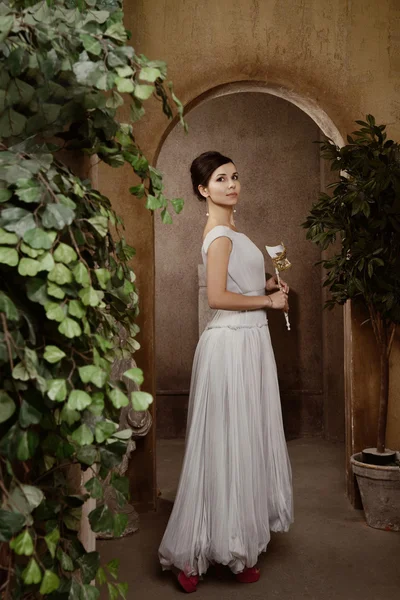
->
[303,115,400,454]
[0,0,187,598]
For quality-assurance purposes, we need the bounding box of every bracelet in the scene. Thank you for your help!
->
[268,295,273,308]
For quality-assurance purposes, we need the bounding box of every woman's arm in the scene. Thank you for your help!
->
[207,237,286,311]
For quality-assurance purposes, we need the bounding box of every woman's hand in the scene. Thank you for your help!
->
[265,275,289,294]
[266,290,289,311]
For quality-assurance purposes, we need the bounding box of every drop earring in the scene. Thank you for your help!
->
[233,208,237,213]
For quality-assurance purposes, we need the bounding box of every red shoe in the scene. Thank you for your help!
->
[177,571,199,593]
[235,566,260,583]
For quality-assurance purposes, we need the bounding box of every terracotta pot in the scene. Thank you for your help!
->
[350,451,400,531]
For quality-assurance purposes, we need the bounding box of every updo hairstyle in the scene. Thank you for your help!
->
[190,151,235,201]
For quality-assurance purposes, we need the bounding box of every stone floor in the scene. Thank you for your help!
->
[98,438,400,599]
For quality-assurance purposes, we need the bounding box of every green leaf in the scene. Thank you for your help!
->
[115,77,134,93]
[68,390,92,411]
[171,197,184,214]
[71,424,94,446]
[18,257,40,276]
[123,367,144,386]
[19,399,41,427]
[48,263,73,285]
[53,243,77,264]
[0,228,18,244]
[88,393,104,416]
[20,241,44,258]
[76,445,98,466]
[69,300,86,318]
[89,504,113,533]
[73,262,90,286]
[0,509,25,542]
[115,583,128,600]
[79,286,102,307]
[95,420,117,443]
[37,251,55,272]
[80,34,102,56]
[26,277,49,305]
[77,551,100,584]
[0,391,16,423]
[80,584,100,600]
[108,388,129,409]
[0,246,19,266]
[131,391,153,411]
[6,214,36,237]
[113,513,128,538]
[17,430,39,460]
[96,566,107,585]
[129,184,145,198]
[59,317,82,338]
[0,291,18,321]
[0,108,27,137]
[78,365,107,388]
[44,345,66,363]
[94,268,111,289]
[145,194,162,210]
[112,429,132,441]
[44,527,60,558]
[161,208,173,224]
[42,204,75,230]
[106,558,119,579]
[107,582,119,600]
[9,528,34,555]
[15,180,41,203]
[85,477,103,500]
[116,65,134,77]
[0,189,12,203]
[134,84,154,100]
[22,557,42,584]
[60,404,81,426]
[47,379,67,402]
[139,66,161,82]
[12,362,29,381]
[39,570,60,595]
[57,548,74,571]
[23,227,53,249]
[87,216,108,237]
[45,301,67,322]
[10,484,44,513]
[47,282,65,299]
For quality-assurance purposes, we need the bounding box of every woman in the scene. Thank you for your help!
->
[158,151,294,592]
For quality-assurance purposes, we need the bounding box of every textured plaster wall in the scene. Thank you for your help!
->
[155,92,342,441]
[97,0,400,507]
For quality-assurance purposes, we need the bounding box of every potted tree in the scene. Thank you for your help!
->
[303,115,400,531]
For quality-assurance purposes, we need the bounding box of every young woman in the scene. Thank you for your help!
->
[158,151,294,592]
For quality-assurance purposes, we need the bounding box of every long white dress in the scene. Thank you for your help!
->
[158,225,294,577]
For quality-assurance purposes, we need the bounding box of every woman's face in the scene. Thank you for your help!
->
[200,162,240,207]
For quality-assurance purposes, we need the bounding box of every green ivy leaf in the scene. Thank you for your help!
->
[77,551,100,584]
[80,34,102,56]
[134,84,154,100]
[57,548,74,571]
[0,228,18,244]
[68,299,86,318]
[108,388,129,409]
[12,362,29,381]
[161,207,173,224]
[39,569,60,595]
[89,504,113,533]
[17,429,39,459]
[0,108,27,137]
[0,246,19,267]
[44,345,66,364]
[18,257,40,276]
[47,282,65,299]
[10,484,44,514]
[73,262,90,286]
[22,557,42,585]
[116,582,128,600]
[79,286,102,307]
[42,204,75,230]
[53,242,77,264]
[23,227,53,249]
[0,291,18,321]
[113,513,128,538]
[19,399,41,427]
[47,379,67,402]
[94,268,111,289]
[131,391,153,411]
[20,241,44,258]
[171,198,184,214]
[0,189,12,203]
[139,66,161,82]
[95,420,117,443]
[115,77,134,93]
[78,365,107,387]
[58,317,82,338]
[10,528,34,555]
[106,558,119,579]
[107,582,119,600]
[88,392,104,416]
[44,527,60,558]
[80,584,100,600]
[71,424,94,446]
[68,390,92,411]
[37,251,55,272]
[76,445,98,466]
[0,391,16,423]
[84,477,103,500]
[48,263,73,285]
[15,179,41,203]
[0,509,25,542]
[45,302,67,322]
[87,216,108,237]
[123,367,144,386]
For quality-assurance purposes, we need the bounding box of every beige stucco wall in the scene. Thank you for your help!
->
[155,91,345,441]
[97,0,400,508]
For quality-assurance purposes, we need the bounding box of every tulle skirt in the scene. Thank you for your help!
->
[158,293,294,576]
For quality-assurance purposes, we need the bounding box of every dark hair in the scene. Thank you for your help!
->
[190,151,235,201]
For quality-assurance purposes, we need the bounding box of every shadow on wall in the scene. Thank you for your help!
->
[154,91,344,443]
